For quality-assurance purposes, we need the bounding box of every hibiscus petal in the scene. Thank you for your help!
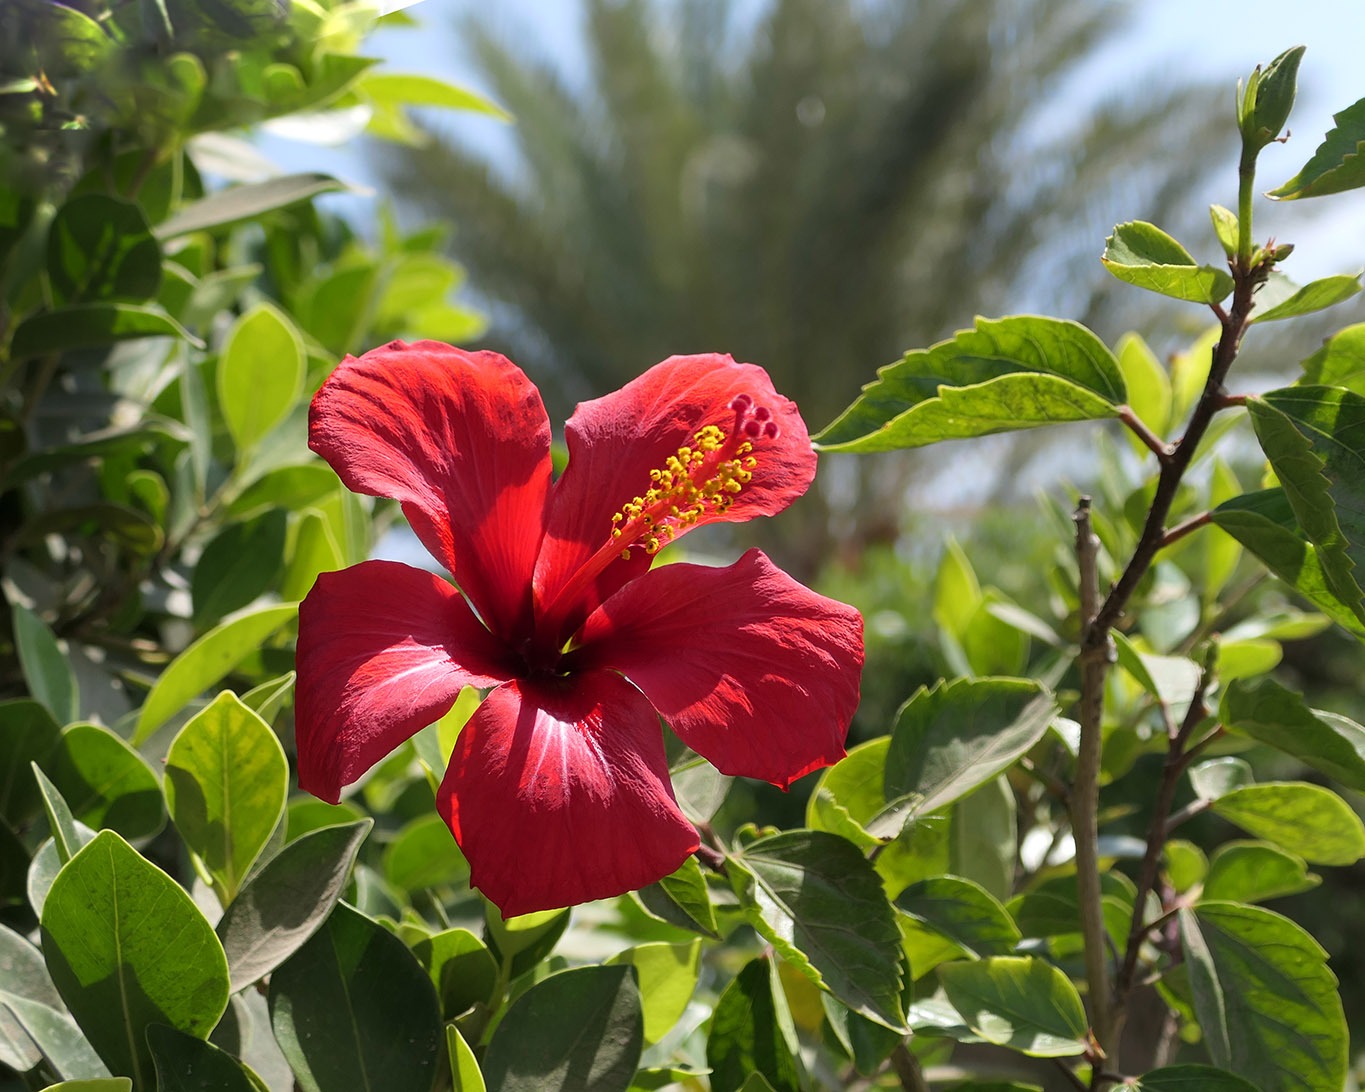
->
[437,672,700,917]
[573,549,863,789]
[309,340,552,640]
[296,560,516,804]
[534,354,816,635]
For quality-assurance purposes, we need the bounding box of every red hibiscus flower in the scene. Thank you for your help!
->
[295,341,864,916]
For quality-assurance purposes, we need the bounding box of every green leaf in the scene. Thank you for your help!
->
[11,604,78,725]
[937,956,1088,1057]
[1165,840,1208,893]
[1211,488,1365,636]
[0,922,62,1072]
[1202,842,1319,903]
[730,830,904,1029]
[134,603,297,743]
[1133,1065,1261,1092]
[35,1080,131,1091]
[634,854,719,937]
[605,940,701,1044]
[896,875,1021,958]
[191,510,289,626]
[875,678,1055,836]
[1101,221,1234,304]
[1298,322,1365,393]
[1241,46,1304,152]
[32,765,87,865]
[1180,903,1345,1091]
[218,303,305,457]
[47,195,161,304]
[148,1024,257,1092]
[948,776,1016,902]
[1211,782,1365,865]
[483,965,643,1092]
[216,819,371,993]
[1210,205,1239,258]
[268,902,442,1092]
[10,303,203,358]
[155,174,350,238]
[1115,331,1172,447]
[706,958,801,1092]
[485,906,570,981]
[412,928,498,1021]
[0,993,111,1083]
[382,813,469,894]
[1251,272,1361,323]
[447,1025,485,1092]
[41,831,229,1087]
[1188,757,1253,801]
[279,509,343,602]
[815,316,1124,452]
[1269,96,1365,199]
[360,72,510,143]
[0,700,61,824]
[1221,676,1365,789]
[47,723,163,840]
[164,692,288,904]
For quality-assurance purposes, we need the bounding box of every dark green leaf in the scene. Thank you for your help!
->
[730,830,904,1029]
[706,958,801,1092]
[269,902,441,1092]
[11,605,78,725]
[1250,272,1361,323]
[411,928,498,1020]
[0,700,61,824]
[382,813,469,894]
[937,956,1087,1057]
[1221,676,1365,789]
[1270,96,1365,199]
[896,875,1021,958]
[1211,782,1365,865]
[155,175,350,238]
[148,1024,257,1092]
[815,316,1124,452]
[1133,1065,1261,1091]
[10,303,203,357]
[948,776,1016,901]
[1101,221,1234,304]
[216,819,371,993]
[32,765,86,865]
[41,831,230,1087]
[1181,903,1345,1091]
[1242,46,1304,151]
[48,723,163,840]
[47,195,161,304]
[191,510,289,626]
[1202,842,1319,903]
[482,965,642,1092]
[634,855,719,938]
[164,692,288,904]
[16,503,161,557]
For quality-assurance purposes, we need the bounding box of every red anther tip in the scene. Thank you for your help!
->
[763,421,779,439]
[730,394,753,411]
[744,419,763,438]
[753,406,771,422]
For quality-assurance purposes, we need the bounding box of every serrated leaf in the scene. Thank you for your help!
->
[482,966,642,1092]
[1181,903,1345,1091]
[1270,96,1365,199]
[815,316,1124,452]
[730,830,904,1029]
[41,832,229,1087]
[1102,221,1234,304]
[1211,782,1365,865]
[937,956,1087,1057]
[1251,272,1361,323]
[706,958,801,1092]
[1202,841,1319,903]
[1221,676,1365,789]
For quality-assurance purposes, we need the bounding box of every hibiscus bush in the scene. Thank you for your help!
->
[5,13,1365,1092]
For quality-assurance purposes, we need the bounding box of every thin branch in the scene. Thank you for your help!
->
[890,1045,930,1092]
[1052,1059,1089,1092]
[1159,511,1212,550]
[1166,798,1213,831]
[1118,405,1172,460]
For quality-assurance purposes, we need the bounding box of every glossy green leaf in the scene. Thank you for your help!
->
[148,1024,257,1092]
[1210,204,1239,258]
[1133,1065,1260,1091]
[412,928,498,1020]
[47,195,160,304]
[164,692,289,904]
[485,906,571,981]
[32,765,85,865]
[1102,221,1234,304]
[1298,322,1365,393]
[48,723,163,840]
[240,670,295,727]
[483,965,643,1092]
[875,678,1055,837]
[191,510,289,626]
[447,1025,485,1092]
[1115,331,1172,447]
[815,316,1124,452]
[634,855,719,937]
[134,603,297,743]
[1165,840,1208,892]
[11,604,78,725]
[0,699,61,823]
[1181,903,1345,1091]
[41,831,229,1087]
[1269,96,1365,199]
[155,174,350,238]
[1202,842,1319,903]
[218,303,305,456]
[1250,272,1361,323]
[896,875,1020,958]
[606,940,701,1044]
[1221,676,1365,789]
[0,993,111,1083]
[382,813,469,894]
[731,830,904,1029]
[1211,782,1365,865]
[216,819,371,993]
[937,956,1087,1057]
[706,958,801,1092]
[1188,757,1253,801]
[10,303,202,357]
[269,902,442,1092]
